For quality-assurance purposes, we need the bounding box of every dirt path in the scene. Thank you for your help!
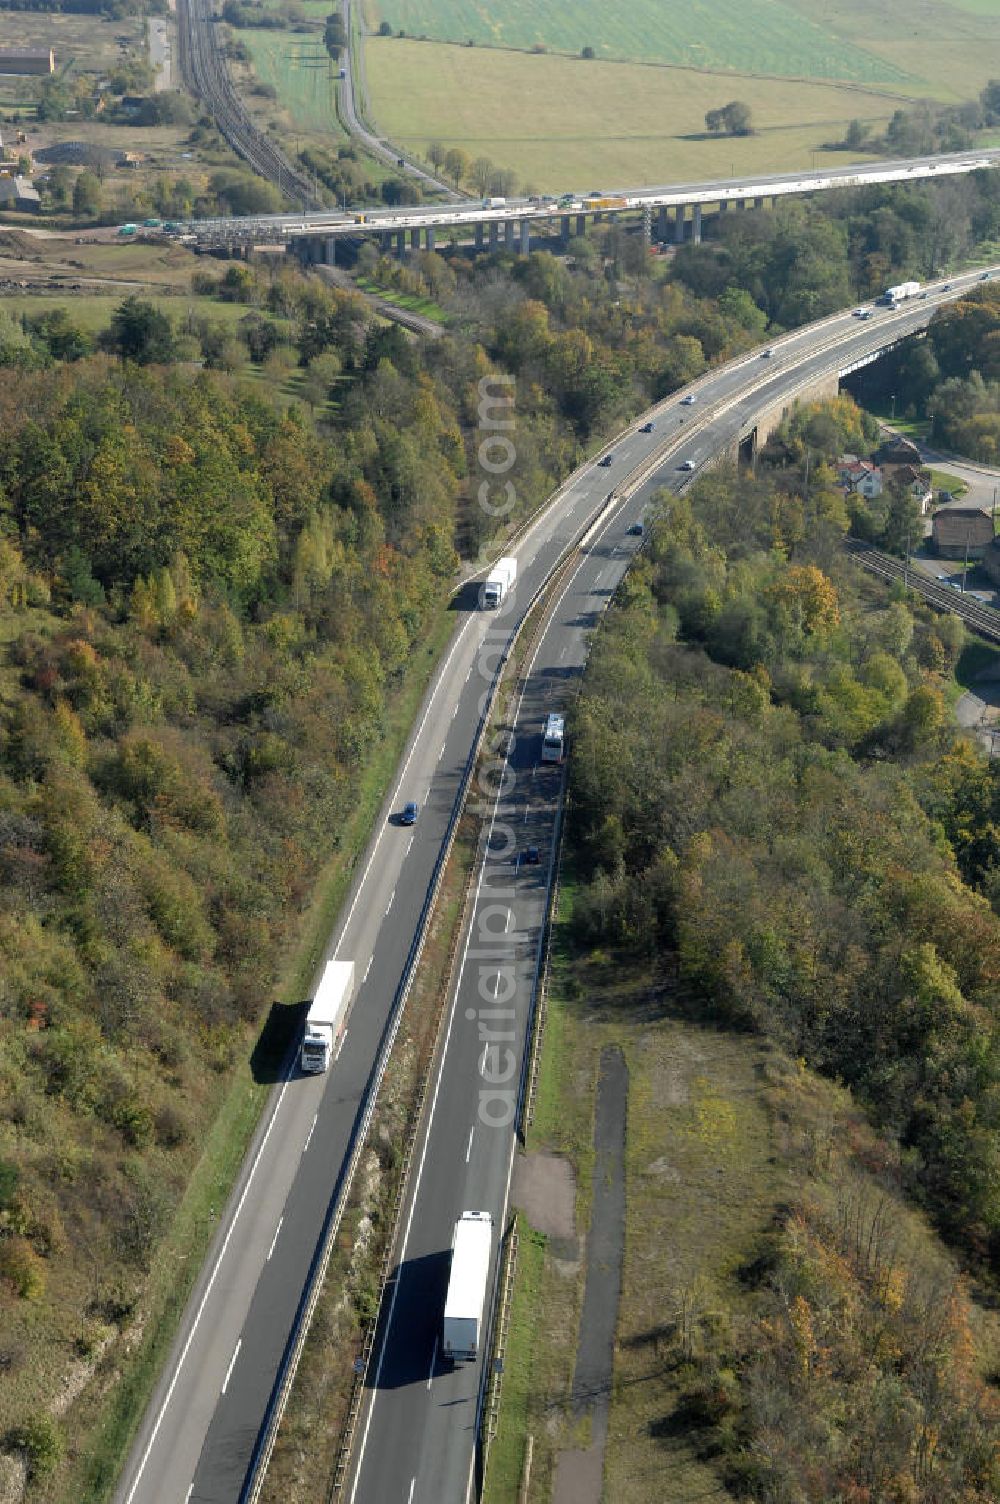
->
[552,1044,629,1504]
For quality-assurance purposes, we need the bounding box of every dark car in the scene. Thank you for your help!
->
[639,420,655,433]
[400,801,419,826]
[598,453,614,467]
[524,845,540,865]
[627,521,644,536]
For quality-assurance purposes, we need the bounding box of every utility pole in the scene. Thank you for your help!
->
[963,529,971,591]
[904,523,911,589]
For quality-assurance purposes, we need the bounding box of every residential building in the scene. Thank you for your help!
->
[931,505,994,559]
[837,456,883,498]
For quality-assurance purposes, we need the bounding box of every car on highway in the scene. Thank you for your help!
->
[852,307,869,317]
[943,283,952,290]
[680,393,696,404]
[598,453,614,466]
[761,348,774,358]
[523,845,540,865]
[639,421,655,433]
[400,801,419,825]
[981,272,991,281]
[627,521,644,536]
[679,459,696,471]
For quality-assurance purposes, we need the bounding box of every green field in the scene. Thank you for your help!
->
[363,0,912,84]
[241,27,346,135]
[367,39,899,190]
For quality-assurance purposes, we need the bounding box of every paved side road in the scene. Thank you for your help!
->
[552,1046,629,1504]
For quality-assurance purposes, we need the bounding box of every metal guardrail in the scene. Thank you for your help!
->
[244,446,644,1504]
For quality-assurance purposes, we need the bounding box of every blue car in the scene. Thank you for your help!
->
[400,801,419,826]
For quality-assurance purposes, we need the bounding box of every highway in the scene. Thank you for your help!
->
[179,148,1000,246]
[344,268,1000,1504]
[114,268,1000,1504]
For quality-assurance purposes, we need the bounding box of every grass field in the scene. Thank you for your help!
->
[363,0,911,86]
[366,39,899,190]
[241,27,347,137]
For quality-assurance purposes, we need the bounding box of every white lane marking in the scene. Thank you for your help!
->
[335,1030,347,1062]
[426,1337,438,1389]
[363,956,373,985]
[506,909,514,932]
[303,1114,317,1153]
[465,1127,474,1163]
[479,1043,488,1076]
[523,805,529,824]
[351,412,646,1504]
[266,1217,283,1261]
[122,1073,292,1504]
[385,889,395,917]
[451,703,459,720]
[558,645,567,662]
[185,1489,194,1503]
[221,1339,241,1396]
[465,664,472,682]
[492,972,500,997]
[408,1480,416,1504]
[437,743,445,762]
[405,836,414,859]
[332,616,476,961]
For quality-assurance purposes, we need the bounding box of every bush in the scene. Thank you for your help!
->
[8,1414,63,1481]
[0,1236,46,1300]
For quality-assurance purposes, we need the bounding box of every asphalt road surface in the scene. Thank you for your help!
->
[115,267,998,1504]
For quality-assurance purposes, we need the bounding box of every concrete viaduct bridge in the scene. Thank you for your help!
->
[181,149,1000,263]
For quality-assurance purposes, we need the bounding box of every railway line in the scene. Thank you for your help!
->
[846,540,1000,643]
[176,0,319,208]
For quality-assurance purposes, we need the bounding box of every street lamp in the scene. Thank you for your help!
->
[890,393,896,421]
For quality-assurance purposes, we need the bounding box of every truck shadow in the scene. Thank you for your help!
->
[250,999,309,1085]
[367,1249,452,1390]
[450,581,484,612]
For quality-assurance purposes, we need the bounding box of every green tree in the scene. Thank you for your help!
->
[103,297,175,365]
[72,170,103,218]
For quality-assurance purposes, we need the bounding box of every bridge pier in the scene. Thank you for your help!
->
[504,219,514,251]
[410,227,420,251]
[475,222,484,251]
[754,196,764,210]
[325,237,337,265]
[395,230,405,258]
[692,205,702,243]
[425,226,436,252]
[561,214,571,242]
[520,219,530,255]
[576,214,586,237]
[657,205,669,241]
[641,204,651,249]
[674,207,685,243]
[488,221,498,251]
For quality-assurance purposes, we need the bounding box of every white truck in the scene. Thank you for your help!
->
[481,556,517,609]
[300,958,355,1073]
[878,280,920,306]
[541,712,565,764]
[442,1210,493,1361]
[482,196,506,208]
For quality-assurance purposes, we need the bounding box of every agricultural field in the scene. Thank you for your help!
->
[239,26,347,138]
[790,0,1000,102]
[363,0,923,87]
[366,39,899,190]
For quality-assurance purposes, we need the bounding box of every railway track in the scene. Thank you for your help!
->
[177,0,319,208]
[845,540,1000,644]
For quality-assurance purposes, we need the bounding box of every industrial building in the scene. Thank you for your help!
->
[0,47,55,75]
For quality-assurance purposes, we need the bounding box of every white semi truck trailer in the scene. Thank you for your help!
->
[300,958,355,1073]
[442,1210,493,1360]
